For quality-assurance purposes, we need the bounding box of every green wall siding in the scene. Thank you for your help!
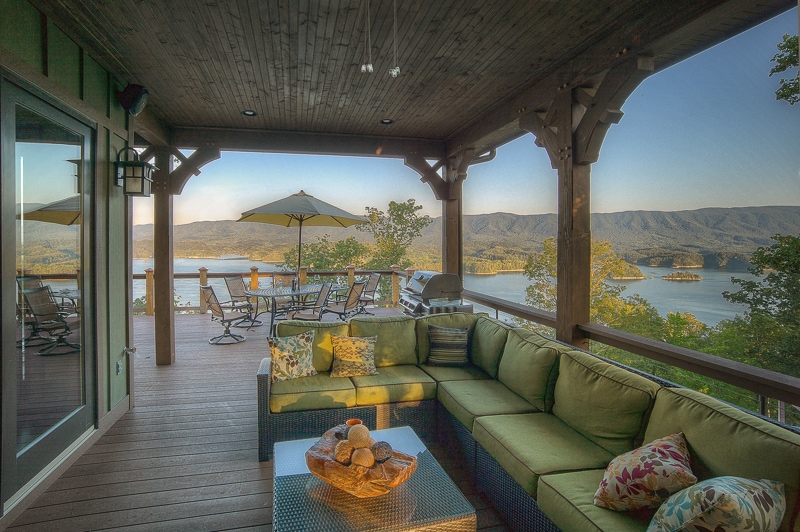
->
[0,0,43,72]
[84,55,108,115]
[109,132,129,409]
[47,23,81,98]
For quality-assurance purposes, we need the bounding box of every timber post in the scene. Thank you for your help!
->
[299,266,308,285]
[145,268,155,316]
[346,265,355,286]
[391,265,401,306]
[198,267,208,313]
[152,146,175,365]
[250,266,259,289]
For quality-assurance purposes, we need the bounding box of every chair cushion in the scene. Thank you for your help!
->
[438,379,539,432]
[473,413,615,498]
[647,477,786,532]
[350,365,436,405]
[415,313,480,364]
[470,316,512,378]
[330,335,378,377]
[643,387,800,532]
[497,328,561,412]
[538,469,655,532]
[269,371,356,413]
[349,315,418,367]
[427,325,469,366]
[594,432,696,511]
[419,363,491,382]
[268,331,317,383]
[553,350,660,456]
[277,320,349,372]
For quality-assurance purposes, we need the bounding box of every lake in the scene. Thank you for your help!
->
[133,259,758,326]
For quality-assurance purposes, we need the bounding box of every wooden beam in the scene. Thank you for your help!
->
[170,127,446,159]
[152,146,175,365]
[168,146,221,194]
[133,109,170,147]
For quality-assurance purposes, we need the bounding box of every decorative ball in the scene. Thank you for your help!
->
[351,447,375,467]
[371,441,393,463]
[347,424,371,448]
[334,440,354,465]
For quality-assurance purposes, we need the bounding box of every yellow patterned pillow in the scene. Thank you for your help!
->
[594,432,697,511]
[330,335,378,378]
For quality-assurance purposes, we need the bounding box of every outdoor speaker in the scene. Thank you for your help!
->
[116,84,149,116]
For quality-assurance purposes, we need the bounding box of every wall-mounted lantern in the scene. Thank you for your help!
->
[114,147,156,197]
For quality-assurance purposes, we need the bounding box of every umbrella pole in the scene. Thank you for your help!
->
[297,218,303,279]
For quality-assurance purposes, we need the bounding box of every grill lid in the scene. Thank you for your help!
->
[403,271,463,303]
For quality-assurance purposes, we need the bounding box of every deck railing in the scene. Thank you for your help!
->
[130,266,800,426]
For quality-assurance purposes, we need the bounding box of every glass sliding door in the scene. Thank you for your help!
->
[1,80,95,506]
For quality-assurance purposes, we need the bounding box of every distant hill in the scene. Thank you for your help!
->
[133,206,800,267]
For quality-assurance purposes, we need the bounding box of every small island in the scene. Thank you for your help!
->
[663,271,702,281]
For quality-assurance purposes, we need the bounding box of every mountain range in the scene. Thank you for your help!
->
[132,206,800,267]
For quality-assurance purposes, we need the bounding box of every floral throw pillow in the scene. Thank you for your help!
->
[428,325,470,366]
[594,432,697,511]
[330,335,378,378]
[646,476,786,532]
[269,331,317,383]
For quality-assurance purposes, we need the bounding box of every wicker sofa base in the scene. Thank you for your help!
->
[436,407,478,479]
[476,443,561,532]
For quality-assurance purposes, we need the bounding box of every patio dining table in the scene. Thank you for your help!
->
[246,283,346,335]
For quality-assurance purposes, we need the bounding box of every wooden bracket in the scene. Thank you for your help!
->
[168,147,222,194]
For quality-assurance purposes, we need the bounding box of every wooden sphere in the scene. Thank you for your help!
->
[347,424,371,448]
[351,447,375,467]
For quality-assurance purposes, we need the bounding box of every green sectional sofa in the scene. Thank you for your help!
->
[257,313,800,532]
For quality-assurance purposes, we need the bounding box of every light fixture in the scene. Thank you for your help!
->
[379,118,394,125]
[389,0,400,78]
[115,84,149,116]
[361,0,373,73]
[114,147,157,197]
[242,109,257,117]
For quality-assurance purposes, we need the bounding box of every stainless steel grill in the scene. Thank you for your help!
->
[398,271,473,316]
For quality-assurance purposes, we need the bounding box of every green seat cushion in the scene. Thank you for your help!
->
[269,371,356,413]
[350,365,436,405]
[644,387,800,532]
[349,315,418,367]
[553,350,660,456]
[419,363,491,382]
[415,312,481,365]
[497,328,561,412]
[438,379,539,432]
[276,320,349,372]
[538,469,653,532]
[470,316,512,378]
[474,413,615,498]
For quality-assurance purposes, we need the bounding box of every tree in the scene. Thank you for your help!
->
[769,33,799,105]
[357,199,432,269]
[721,234,800,376]
[282,234,370,272]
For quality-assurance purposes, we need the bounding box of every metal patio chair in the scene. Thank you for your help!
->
[22,286,81,355]
[222,276,262,328]
[286,283,333,322]
[324,281,366,320]
[357,272,381,314]
[200,285,247,344]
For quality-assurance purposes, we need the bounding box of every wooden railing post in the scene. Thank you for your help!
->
[198,267,208,313]
[75,267,81,292]
[250,266,259,289]
[347,265,355,286]
[391,265,401,306]
[145,268,155,316]
[299,266,308,285]
[405,267,416,286]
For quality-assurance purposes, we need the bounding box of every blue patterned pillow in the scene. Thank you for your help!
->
[647,476,785,532]
[269,331,317,383]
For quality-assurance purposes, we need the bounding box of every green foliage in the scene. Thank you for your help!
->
[663,271,702,280]
[283,234,370,272]
[769,34,799,105]
[357,199,433,269]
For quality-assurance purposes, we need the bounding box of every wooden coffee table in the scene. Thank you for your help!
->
[273,426,476,531]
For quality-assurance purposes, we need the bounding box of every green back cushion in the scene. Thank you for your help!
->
[349,315,417,367]
[415,312,480,364]
[470,316,512,378]
[552,350,660,456]
[496,328,561,411]
[645,387,800,532]
[276,320,349,372]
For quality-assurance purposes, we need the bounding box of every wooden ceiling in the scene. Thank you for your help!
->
[34,0,795,160]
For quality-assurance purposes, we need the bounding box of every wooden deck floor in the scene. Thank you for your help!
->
[7,312,510,531]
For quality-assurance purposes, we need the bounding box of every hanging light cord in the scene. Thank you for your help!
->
[390,0,400,77]
[361,0,373,73]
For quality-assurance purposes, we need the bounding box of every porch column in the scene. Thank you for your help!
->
[152,146,175,365]
[521,56,653,348]
[405,150,474,278]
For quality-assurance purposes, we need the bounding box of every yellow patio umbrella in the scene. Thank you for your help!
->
[238,190,366,274]
[17,195,82,225]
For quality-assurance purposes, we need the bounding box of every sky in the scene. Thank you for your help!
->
[134,8,799,225]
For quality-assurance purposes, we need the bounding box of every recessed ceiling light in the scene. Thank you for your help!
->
[379,118,394,125]
[242,110,257,117]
